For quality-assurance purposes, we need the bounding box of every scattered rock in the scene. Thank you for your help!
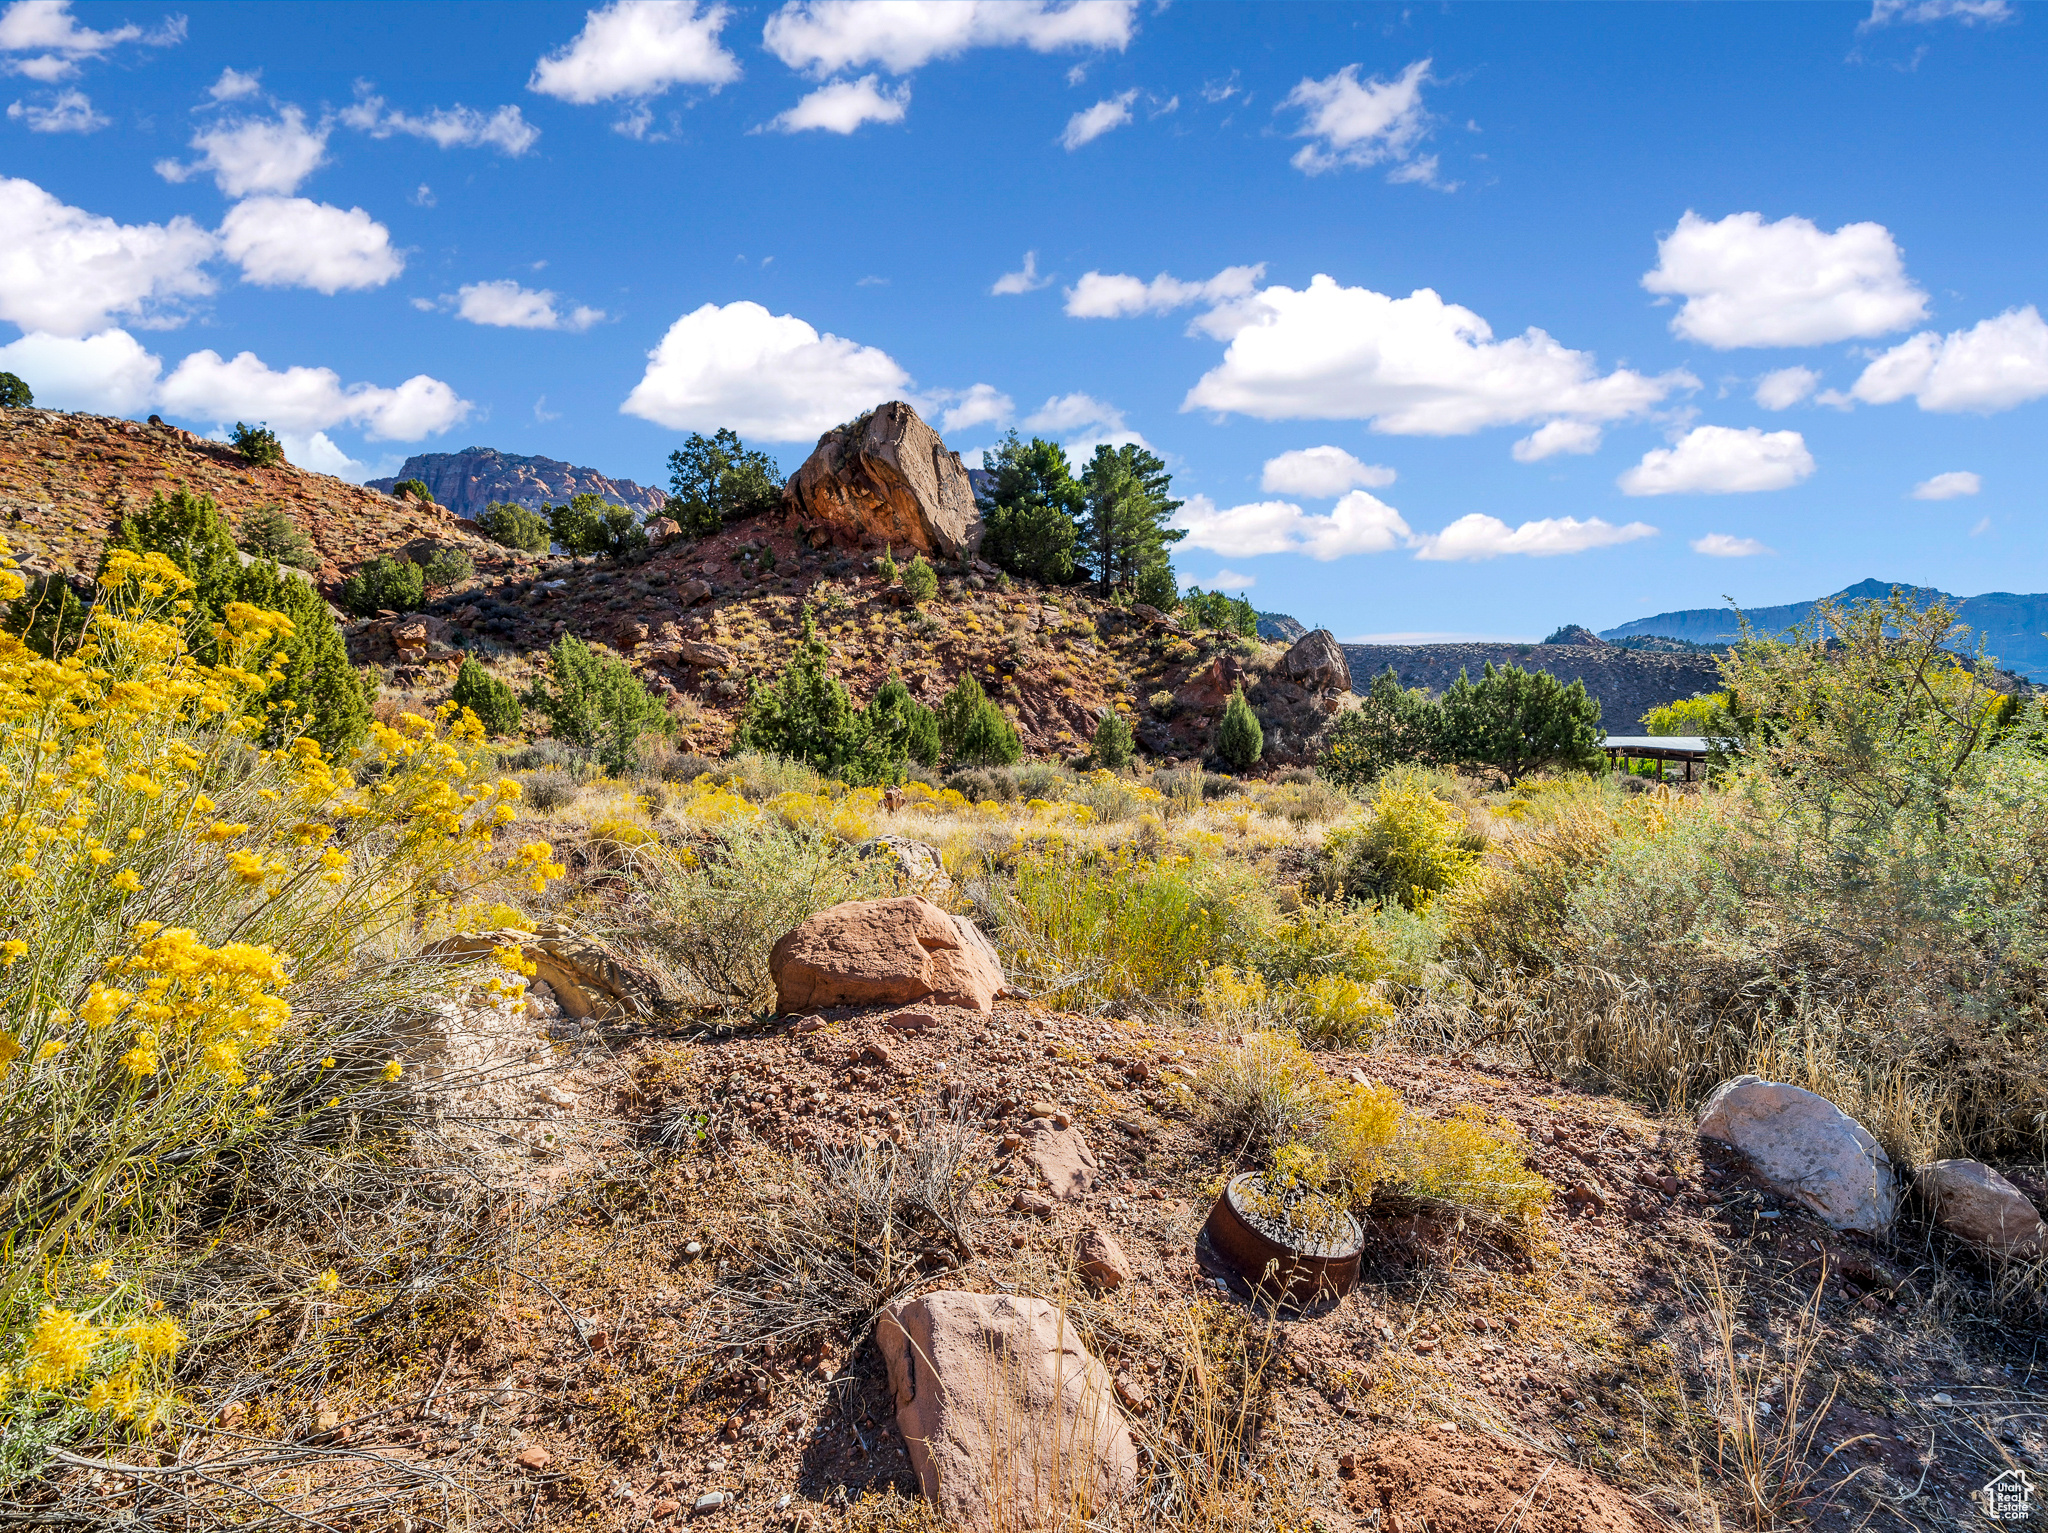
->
[1272,629,1352,694]
[856,834,952,896]
[691,1490,732,1515]
[1075,1228,1130,1288]
[770,897,1005,1015]
[1913,1159,2047,1256]
[876,1290,1137,1532]
[425,926,654,1020]
[884,1009,941,1032]
[1022,1120,1098,1202]
[647,516,682,543]
[516,1446,551,1470]
[1565,1183,1608,1212]
[1697,1075,1898,1233]
[1350,1432,1653,1533]
[673,637,735,669]
[782,400,983,560]
[1012,1191,1053,1216]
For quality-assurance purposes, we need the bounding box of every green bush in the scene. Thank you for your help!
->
[731,610,866,778]
[902,553,938,605]
[0,372,30,409]
[1439,662,1603,785]
[1090,709,1134,770]
[392,477,433,504]
[863,672,941,771]
[1217,685,1264,770]
[2,575,86,658]
[452,657,521,737]
[236,503,317,570]
[548,493,647,558]
[337,555,425,617]
[976,431,1081,585]
[521,632,673,774]
[421,546,475,588]
[476,501,551,554]
[1320,669,1440,790]
[231,421,283,466]
[874,545,899,583]
[936,672,1020,767]
[1311,772,1481,909]
[1180,587,1258,636]
[1641,691,1734,737]
[666,428,782,536]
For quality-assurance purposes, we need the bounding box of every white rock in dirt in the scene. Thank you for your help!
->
[877,1290,1137,1532]
[1021,1120,1098,1202]
[1913,1159,2047,1257]
[1697,1076,1898,1233]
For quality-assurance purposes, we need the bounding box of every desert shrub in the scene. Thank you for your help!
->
[1261,777,1349,825]
[1,574,86,658]
[548,493,646,558]
[230,420,283,466]
[1199,965,1393,1049]
[639,740,722,783]
[236,503,317,569]
[1148,689,1178,719]
[522,766,579,810]
[944,765,1017,803]
[935,672,1020,767]
[391,477,433,504]
[1641,691,1734,736]
[522,632,673,774]
[1014,760,1071,800]
[1071,769,1148,823]
[1217,686,1264,770]
[1311,773,1483,909]
[337,554,425,617]
[634,816,894,1008]
[901,553,937,605]
[0,371,30,408]
[421,546,475,588]
[476,501,551,554]
[734,614,932,782]
[452,657,521,737]
[1320,668,1440,789]
[0,542,560,1465]
[1439,661,1603,784]
[1198,1031,1337,1152]
[1090,709,1134,770]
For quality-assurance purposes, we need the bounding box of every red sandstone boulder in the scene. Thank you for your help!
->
[768,896,1003,1015]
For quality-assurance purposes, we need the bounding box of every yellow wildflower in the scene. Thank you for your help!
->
[90,1259,113,1281]
[20,1307,98,1388]
[311,1270,340,1294]
[121,1317,185,1359]
[111,868,141,892]
[0,1032,19,1070]
[35,1038,66,1061]
[0,938,25,964]
[380,1058,403,1082]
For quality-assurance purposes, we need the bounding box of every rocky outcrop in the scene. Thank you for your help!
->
[1273,628,1351,693]
[1544,624,1605,646]
[1697,1076,1898,1233]
[424,927,655,1020]
[876,1290,1137,1532]
[1913,1160,2047,1256]
[769,897,1004,1015]
[1341,641,1725,732]
[369,447,666,519]
[1256,610,1307,643]
[781,401,982,560]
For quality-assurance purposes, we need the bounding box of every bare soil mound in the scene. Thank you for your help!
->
[1350,1430,1654,1533]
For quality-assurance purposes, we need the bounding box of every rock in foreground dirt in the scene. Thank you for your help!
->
[769,896,1004,1014]
[1914,1159,2047,1256]
[877,1290,1137,1532]
[1697,1075,1898,1232]
[1348,1431,1653,1533]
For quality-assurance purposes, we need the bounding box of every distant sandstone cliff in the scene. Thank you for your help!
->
[368,447,666,518]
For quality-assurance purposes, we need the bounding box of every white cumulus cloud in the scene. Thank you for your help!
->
[452,279,603,331]
[1848,307,2048,414]
[1754,365,1820,410]
[158,348,471,441]
[937,382,1012,435]
[1184,275,1692,435]
[529,0,739,104]
[1259,445,1395,497]
[1413,514,1656,562]
[340,93,539,154]
[158,106,329,196]
[1911,470,1981,500]
[5,86,105,130]
[207,66,260,101]
[1511,419,1603,462]
[1021,391,1145,457]
[0,176,215,335]
[1618,425,1815,496]
[0,0,179,82]
[1862,0,2012,25]
[1283,59,1435,181]
[1691,533,1772,557]
[763,0,1136,76]
[1064,263,1264,320]
[218,197,403,293]
[991,251,1050,296]
[1171,491,1412,561]
[1186,569,1256,592]
[622,299,910,441]
[764,74,908,133]
[0,327,161,412]
[1061,88,1133,149]
[1642,211,1928,349]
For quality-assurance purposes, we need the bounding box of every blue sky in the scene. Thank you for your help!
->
[3,0,2043,641]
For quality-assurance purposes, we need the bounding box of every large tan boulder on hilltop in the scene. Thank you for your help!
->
[781,400,983,559]
[877,1290,1137,1532]
[1913,1159,2046,1256]
[769,896,1004,1014]
[1273,628,1351,693]
[1697,1075,1898,1233]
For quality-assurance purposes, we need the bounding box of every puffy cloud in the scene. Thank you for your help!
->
[5,86,105,130]
[529,0,739,104]
[1060,88,1133,149]
[1282,59,1434,180]
[1021,391,1145,456]
[1063,263,1264,320]
[1511,419,1602,462]
[763,74,907,133]
[1862,0,2011,24]
[937,382,1012,435]
[1754,365,1819,410]
[1171,490,1412,561]
[1619,425,1815,496]
[1413,515,1656,562]
[1184,275,1691,435]
[622,299,910,441]
[1258,446,1394,497]
[1911,469,1981,500]
[207,66,260,102]
[0,176,215,335]
[0,327,160,412]
[158,107,329,196]
[450,279,603,331]
[218,197,402,293]
[1185,568,1256,591]
[991,250,1049,296]
[1642,211,1927,349]
[275,429,383,482]
[339,93,539,154]
[0,0,179,81]
[158,349,471,441]
[1848,307,2048,414]
[763,0,1135,76]
[1692,533,1772,557]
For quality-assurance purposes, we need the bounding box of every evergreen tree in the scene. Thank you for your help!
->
[452,657,522,737]
[1090,709,1134,771]
[392,478,433,504]
[337,555,425,616]
[861,672,941,772]
[666,429,783,535]
[1,575,86,658]
[0,371,31,408]
[902,553,938,605]
[1319,668,1442,790]
[1217,685,1264,770]
[548,493,647,557]
[1180,588,1259,636]
[730,609,867,777]
[231,421,284,466]
[936,672,1020,767]
[476,501,551,554]
[1438,662,1603,784]
[975,431,1081,584]
[111,487,243,612]
[236,502,318,569]
[1078,443,1184,598]
[522,632,673,774]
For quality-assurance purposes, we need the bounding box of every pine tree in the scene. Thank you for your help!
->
[730,609,867,777]
[1217,685,1264,771]
[1079,443,1184,598]
[453,657,522,737]
[936,673,1021,767]
[976,431,1081,584]
[1438,662,1602,784]
[523,633,673,774]
[666,429,783,535]
[1091,709,1134,771]
[861,672,941,772]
